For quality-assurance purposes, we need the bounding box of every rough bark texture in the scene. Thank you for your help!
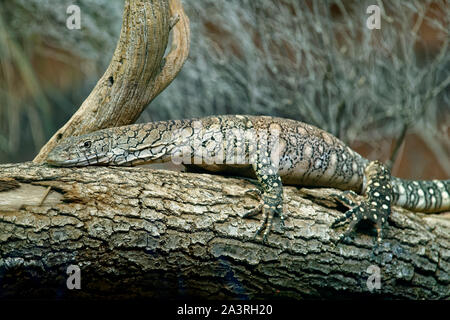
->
[0,162,448,299]
[33,0,190,163]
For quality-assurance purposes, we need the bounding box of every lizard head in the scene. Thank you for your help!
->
[46,121,190,167]
[46,130,114,167]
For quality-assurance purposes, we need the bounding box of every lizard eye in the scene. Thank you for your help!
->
[81,141,92,149]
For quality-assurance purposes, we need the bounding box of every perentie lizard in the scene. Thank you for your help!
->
[46,115,450,242]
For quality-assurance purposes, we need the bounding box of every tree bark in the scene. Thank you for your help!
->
[0,162,448,299]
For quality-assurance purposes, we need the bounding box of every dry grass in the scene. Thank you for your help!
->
[149,1,449,142]
[0,0,448,168]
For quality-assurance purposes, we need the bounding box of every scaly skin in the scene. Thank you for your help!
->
[46,115,450,242]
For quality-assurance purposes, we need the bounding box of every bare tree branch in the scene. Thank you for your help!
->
[33,0,190,163]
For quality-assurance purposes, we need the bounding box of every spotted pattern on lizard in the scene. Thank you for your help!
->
[46,115,450,242]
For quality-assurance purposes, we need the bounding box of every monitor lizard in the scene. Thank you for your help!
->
[46,115,450,242]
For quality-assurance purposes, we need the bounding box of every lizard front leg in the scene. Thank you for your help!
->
[243,160,285,242]
[332,160,392,243]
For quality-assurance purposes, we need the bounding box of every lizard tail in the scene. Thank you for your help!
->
[390,177,450,213]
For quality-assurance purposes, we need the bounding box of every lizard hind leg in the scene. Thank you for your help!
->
[332,160,392,243]
[244,162,285,242]
[255,193,285,242]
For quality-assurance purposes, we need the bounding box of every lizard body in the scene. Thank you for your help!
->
[46,115,450,241]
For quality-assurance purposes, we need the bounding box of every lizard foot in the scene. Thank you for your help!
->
[242,194,284,243]
[332,161,392,244]
[331,201,388,243]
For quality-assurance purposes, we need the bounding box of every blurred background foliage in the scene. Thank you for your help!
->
[0,0,448,178]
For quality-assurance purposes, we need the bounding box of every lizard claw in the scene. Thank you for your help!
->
[242,201,263,218]
[332,200,389,243]
[331,190,358,208]
[243,195,284,242]
[244,188,262,199]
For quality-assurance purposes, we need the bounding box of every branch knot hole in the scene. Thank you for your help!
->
[169,14,180,30]
[108,76,114,87]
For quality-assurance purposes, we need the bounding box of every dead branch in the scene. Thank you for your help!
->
[33,0,190,163]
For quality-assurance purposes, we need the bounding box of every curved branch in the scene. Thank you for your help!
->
[33,0,190,163]
[150,0,190,99]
